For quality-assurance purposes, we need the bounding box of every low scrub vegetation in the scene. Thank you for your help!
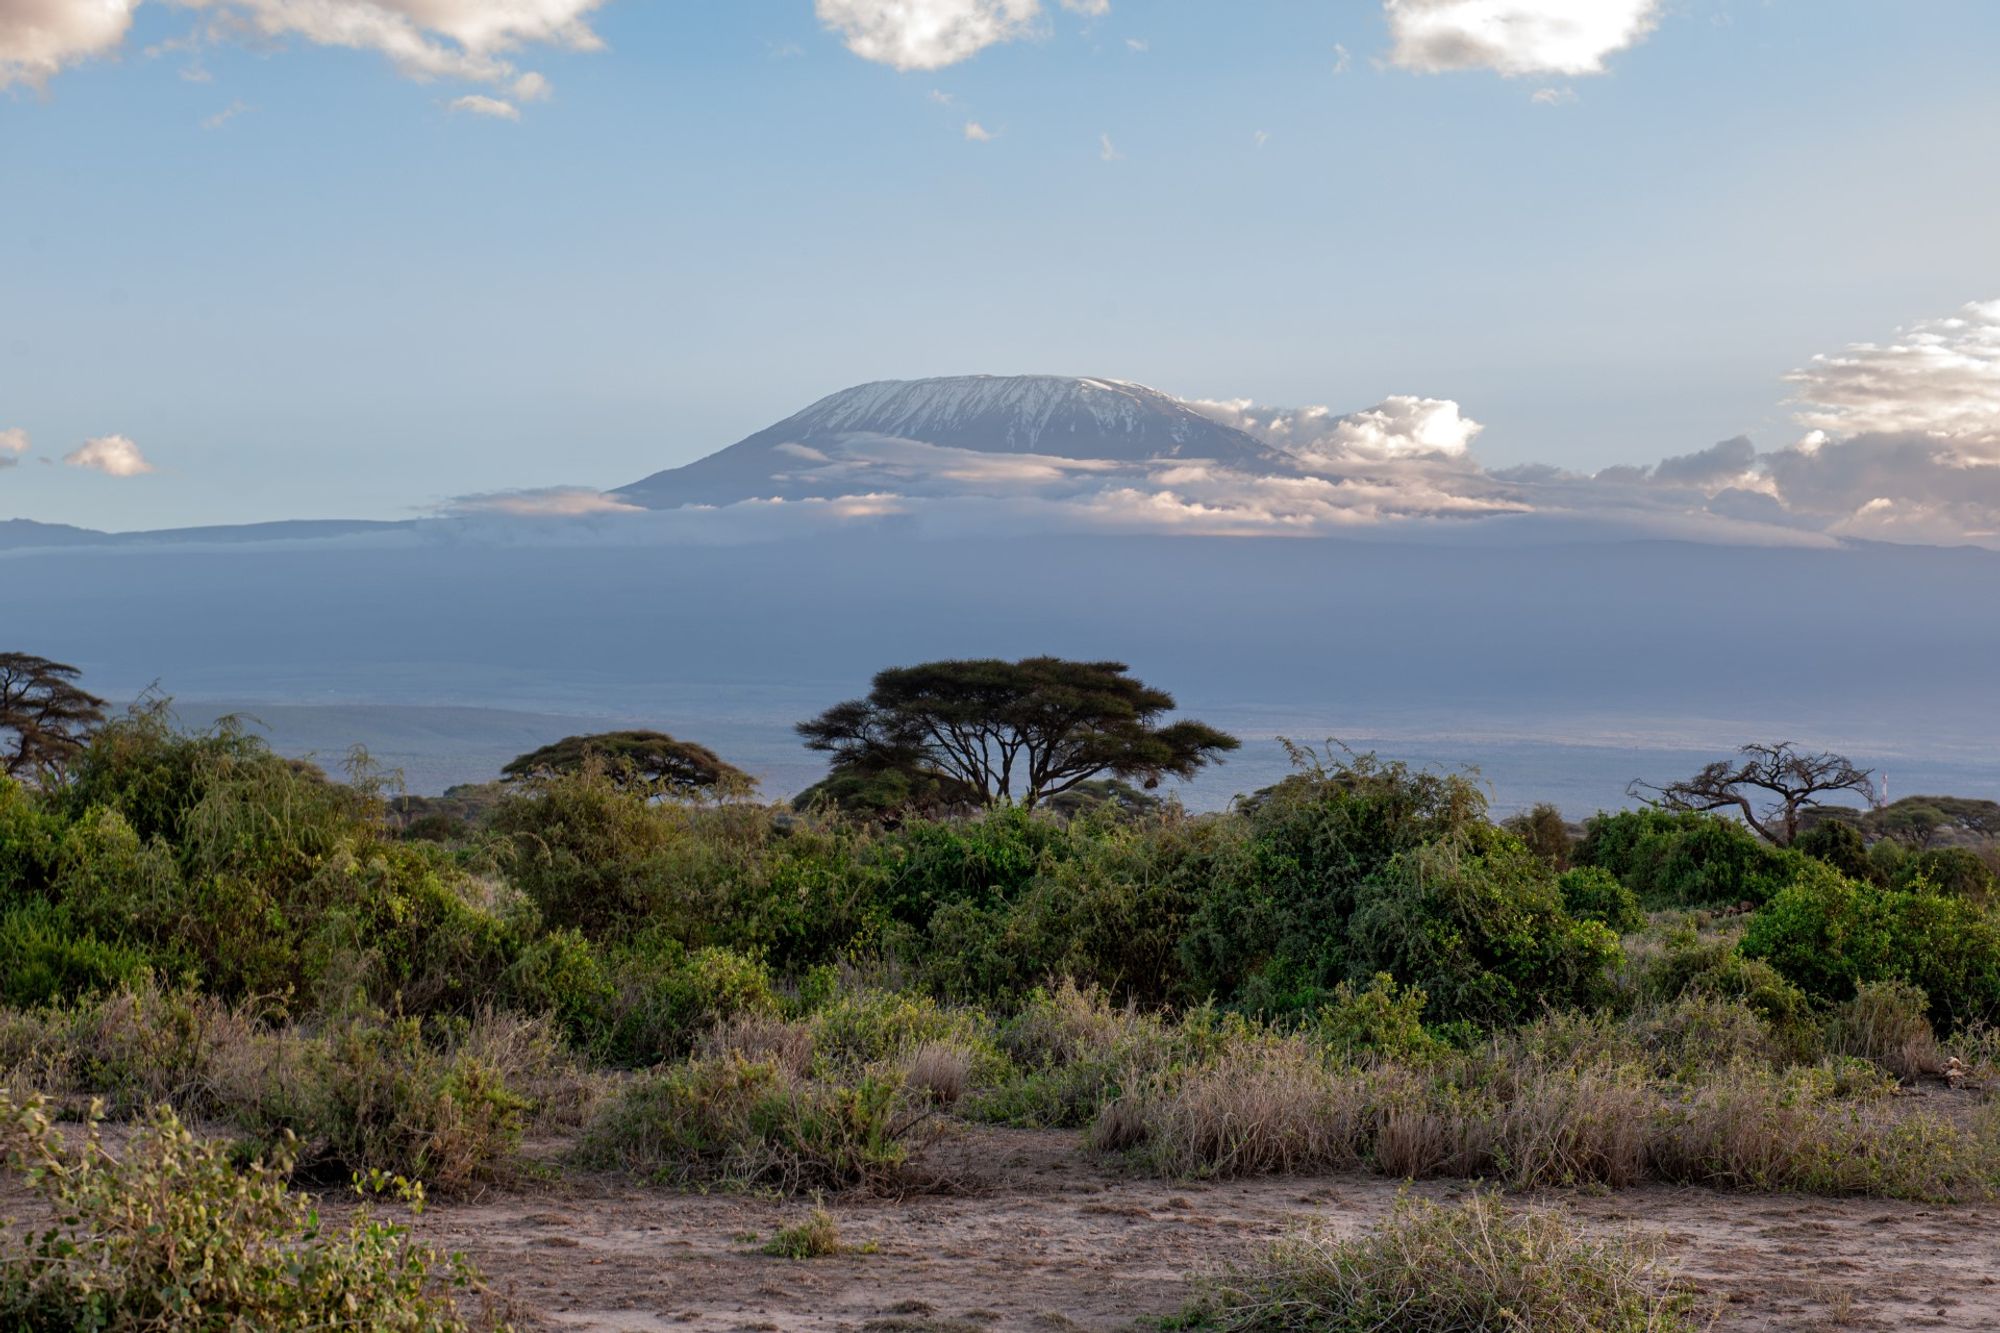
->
[1179,1193,1699,1333]
[0,1092,501,1331]
[2,687,1998,1256]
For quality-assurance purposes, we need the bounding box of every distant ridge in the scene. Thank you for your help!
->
[0,517,409,552]
[615,374,1278,509]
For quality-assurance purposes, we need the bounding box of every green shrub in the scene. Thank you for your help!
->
[1827,979,1940,1081]
[1180,750,1486,1013]
[1307,974,1442,1062]
[0,778,61,907]
[1181,1193,1698,1333]
[1895,847,1996,901]
[576,1056,922,1194]
[226,1014,530,1195]
[1795,818,1876,883]
[760,1206,848,1258]
[1741,864,2000,1029]
[0,900,149,1008]
[1559,866,1645,933]
[490,772,686,934]
[1347,829,1622,1026]
[1578,809,1803,909]
[1641,931,1818,1058]
[0,1093,499,1332]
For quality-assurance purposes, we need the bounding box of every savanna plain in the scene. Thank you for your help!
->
[3,655,1999,1332]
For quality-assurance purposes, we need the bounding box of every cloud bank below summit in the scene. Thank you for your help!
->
[448,299,2000,551]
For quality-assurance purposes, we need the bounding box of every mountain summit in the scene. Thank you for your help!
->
[615,375,1275,509]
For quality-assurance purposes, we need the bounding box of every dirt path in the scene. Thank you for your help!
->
[414,1125,2000,1332]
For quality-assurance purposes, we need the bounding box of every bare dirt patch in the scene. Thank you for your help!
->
[390,1124,2000,1333]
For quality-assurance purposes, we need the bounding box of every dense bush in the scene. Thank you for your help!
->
[1894,847,1996,900]
[1558,865,1645,933]
[1741,862,2000,1029]
[576,1056,923,1193]
[1578,808,1804,908]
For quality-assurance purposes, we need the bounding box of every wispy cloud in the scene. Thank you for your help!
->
[65,435,154,477]
[963,119,994,141]
[1530,86,1575,105]
[445,486,643,518]
[201,99,250,129]
[0,427,28,466]
[1124,36,1147,53]
[1385,0,1663,77]
[448,93,520,120]
[1098,131,1119,161]
[1332,42,1350,74]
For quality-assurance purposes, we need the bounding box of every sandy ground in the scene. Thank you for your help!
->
[395,1125,2000,1333]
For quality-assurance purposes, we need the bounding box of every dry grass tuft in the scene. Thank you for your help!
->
[1184,1193,1700,1333]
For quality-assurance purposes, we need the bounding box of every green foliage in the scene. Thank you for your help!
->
[252,1014,530,1195]
[1577,808,1805,909]
[1347,828,1623,1026]
[1181,1193,1698,1333]
[1306,974,1442,1062]
[1503,801,1573,870]
[798,656,1239,812]
[1794,817,1876,883]
[759,1206,848,1259]
[0,901,148,1009]
[0,1093,497,1332]
[0,777,61,906]
[577,1056,919,1193]
[1894,847,1996,900]
[491,770,686,935]
[503,730,755,801]
[1742,863,2000,1030]
[1640,930,1818,1058]
[1559,865,1644,933]
[1181,748,1488,1012]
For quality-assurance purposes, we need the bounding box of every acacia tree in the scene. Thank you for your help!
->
[502,730,756,801]
[1630,742,1873,845]
[797,657,1239,810]
[0,652,107,782]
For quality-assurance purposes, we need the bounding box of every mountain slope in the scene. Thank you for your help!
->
[615,375,1275,509]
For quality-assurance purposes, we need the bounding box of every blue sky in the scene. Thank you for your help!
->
[4,0,2000,531]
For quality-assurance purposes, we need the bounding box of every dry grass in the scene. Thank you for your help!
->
[1827,981,1941,1082]
[1094,1017,2000,1201]
[1183,1193,1700,1333]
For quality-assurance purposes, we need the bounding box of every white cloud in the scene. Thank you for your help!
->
[0,0,139,88]
[1385,0,1663,77]
[1058,0,1106,15]
[1253,128,1269,148]
[815,0,1040,71]
[1193,394,1484,465]
[1332,42,1350,74]
[1786,299,2000,446]
[447,486,641,517]
[0,427,27,460]
[64,434,154,476]
[1530,85,1574,105]
[1123,36,1145,53]
[962,118,993,140]
[1098,131,1119,161]
[201,98,249,128]
[4,0,607,99]
[449,93,519,119]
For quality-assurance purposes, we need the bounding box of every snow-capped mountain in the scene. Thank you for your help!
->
[615,375,1279,509]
